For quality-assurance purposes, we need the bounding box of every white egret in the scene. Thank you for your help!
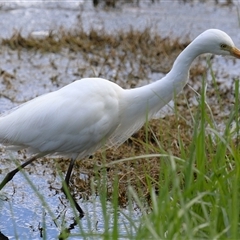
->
[0,29,240,217]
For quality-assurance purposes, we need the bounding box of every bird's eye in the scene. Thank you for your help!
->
[220,43,227,49]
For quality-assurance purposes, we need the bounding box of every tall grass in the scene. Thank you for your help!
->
[133,79,240,239]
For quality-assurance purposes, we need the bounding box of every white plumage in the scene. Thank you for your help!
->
[0,29,239,217]
[1,79,122,156]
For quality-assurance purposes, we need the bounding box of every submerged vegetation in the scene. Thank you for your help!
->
[0,21,239,239]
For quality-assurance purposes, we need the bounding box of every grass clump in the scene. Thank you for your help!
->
[1,25,205,83]
[132,80,240,239]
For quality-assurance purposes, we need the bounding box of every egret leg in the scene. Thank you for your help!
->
[61,157,85,218]
[0,153,45,190]
[0,153,84,217]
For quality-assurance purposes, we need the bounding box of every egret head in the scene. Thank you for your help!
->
[194,29,240,58]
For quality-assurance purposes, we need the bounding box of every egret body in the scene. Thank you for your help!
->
[0,29,240,217]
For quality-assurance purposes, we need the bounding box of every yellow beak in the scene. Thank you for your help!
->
[231,46,240,58]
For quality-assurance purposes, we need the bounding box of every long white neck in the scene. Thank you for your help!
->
[164,39,203,96]
[109,29,238,146]
[123,37,205,119]
[111,39,205,146]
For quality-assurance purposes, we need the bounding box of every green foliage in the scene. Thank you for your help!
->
[135,80,240,239]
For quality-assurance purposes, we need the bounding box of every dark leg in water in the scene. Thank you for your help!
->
[61,157,85,218]
[0,153,45,190]
[0,153,84,217]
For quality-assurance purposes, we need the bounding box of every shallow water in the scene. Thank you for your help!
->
[0,1,240,239]
[0,152,140,239]
[0,181,139,239]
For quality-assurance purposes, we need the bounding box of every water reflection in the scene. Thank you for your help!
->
[0,172,139,239]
